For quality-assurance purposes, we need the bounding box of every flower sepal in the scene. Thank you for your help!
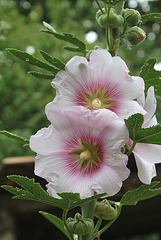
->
[96,8,124,28]
[94,200,118,220]
[66,213,94,235]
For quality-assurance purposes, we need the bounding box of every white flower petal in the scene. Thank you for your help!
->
[30,108,74,155]
[30,125,61,155]
[146,115,157,127]
[143,86,157,126]
[133,151,156,184]
[118,100,146,119]
[93,165,124,196]
[134,143,161,164]
[88,49,113,81]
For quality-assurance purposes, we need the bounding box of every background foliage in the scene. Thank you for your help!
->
[0,0,161,163]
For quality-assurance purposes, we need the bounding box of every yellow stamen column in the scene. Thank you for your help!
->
[92,98,101,110]
[80,149,91,160]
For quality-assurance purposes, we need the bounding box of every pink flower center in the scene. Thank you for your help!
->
[74,82,119,112]
[65,137,104,176]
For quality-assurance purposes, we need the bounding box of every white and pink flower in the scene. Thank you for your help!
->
[30,106,130,199]
[131,86,161,184]
[46,49,145,119]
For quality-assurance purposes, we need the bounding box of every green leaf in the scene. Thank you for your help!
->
[63,46,83,53]
[2,175,107,210]
[39,50,65,70]
[57,192,107,209]
[124,113,144,141]
[6,48,59,74]
[41,22,86,54]
[142,13,161,22]
[125,113,161,145]
[2,175,67,209]
[0,130,29,143]
[139,58,161,97]
[28,71,55,79]
[120,181,161,206]
[39,211,71,239]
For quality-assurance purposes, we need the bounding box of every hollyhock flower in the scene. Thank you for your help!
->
[46,49,145,119]
[30,106,130,199]
[131,86,161,184]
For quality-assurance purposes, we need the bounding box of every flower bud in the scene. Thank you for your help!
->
[96,8,124,28]
[109,8,124,28]
[96,8,107,28]
[94,200,118,220]
[123,8,141,26]
[126,26,146,45]
[66,213,94,235]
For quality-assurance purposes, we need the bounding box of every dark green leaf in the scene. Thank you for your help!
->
[139,58,161,97]
[2,175,107,210]
[41,22,86,54]
[2,175,67,209]
[124,113,144,141]
[39,211,71,239]
[6,48,59,74]
[142,13,161,22]
[57,192,107,209]
[120,181,161,206]
[125,113,161,144]
[63,46,83,52]
[28,71,55,79]
[39,50,65,70]
[0,130,29,143]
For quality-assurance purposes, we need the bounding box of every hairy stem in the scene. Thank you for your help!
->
[95,0,104,14]
[62,209,74,240]
[81,199,96,240]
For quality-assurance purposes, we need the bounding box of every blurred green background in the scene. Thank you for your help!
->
[0,0,161,162]
[1,1,161,240]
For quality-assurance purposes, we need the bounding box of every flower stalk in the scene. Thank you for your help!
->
[81,199,96,240]
[62,209,74,240]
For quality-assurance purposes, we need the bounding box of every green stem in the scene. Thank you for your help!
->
[78,235,82,240]
[126,141,136,156]
[105,4,111,51]
[94,218,102,232]
[95,0,104,14]
[81,199,96,220]
[81,199,96,240]
[98,204,122,235]
[62,209,74,240]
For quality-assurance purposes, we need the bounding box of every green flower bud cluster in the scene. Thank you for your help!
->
[96,8,124,28]
[95,4,146,51]
[94,200,118,220]
[122,8,146,45]
[66,213,94,235]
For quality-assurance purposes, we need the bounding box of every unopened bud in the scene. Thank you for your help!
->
[123,8,141,26]
[66,213,94,235]
[95,200,118,220]
[109,9,124,28]
[126,26,146,45]
[96,8,107,28]
[96,8,124,28]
